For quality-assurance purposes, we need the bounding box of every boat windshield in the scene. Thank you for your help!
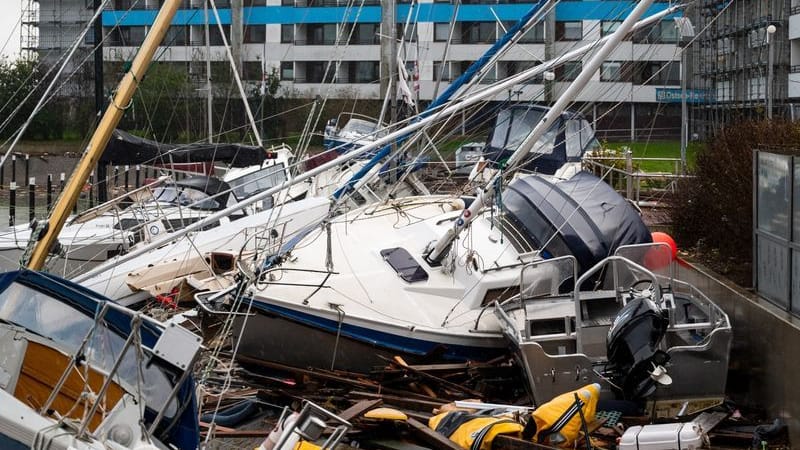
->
[0,282,177,417]
[228,163,287,200]
[342,118,380,136]
[490,108,556,154]
[152,186,220,210]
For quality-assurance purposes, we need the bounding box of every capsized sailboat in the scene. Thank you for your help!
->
[195,0,730,412]
[0,1,207,448]
[0,269,201,449]
[195,170,652,371]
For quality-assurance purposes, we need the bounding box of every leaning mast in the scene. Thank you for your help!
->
[25,0,184,269]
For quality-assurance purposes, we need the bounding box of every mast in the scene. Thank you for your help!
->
[72,4,682,283]
[25,0,183,270]
[333,0,553,200]
[205,0,213,143]
[94,0,107,203]
[425,0,658,264]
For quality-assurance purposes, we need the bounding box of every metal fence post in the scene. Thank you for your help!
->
[625,148,633,199]
[28,177,35,223]
[47,174,53,212]
[9,181,16,227]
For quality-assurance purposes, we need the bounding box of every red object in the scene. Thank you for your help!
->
[651,232,678,260]
[155,287,180,309]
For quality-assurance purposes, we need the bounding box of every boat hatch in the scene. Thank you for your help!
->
[380,247,428,283]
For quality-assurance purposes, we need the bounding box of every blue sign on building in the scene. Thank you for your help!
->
[656,88,715,103]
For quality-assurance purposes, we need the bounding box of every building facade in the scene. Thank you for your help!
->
[30,0,688,139]
[23,0,98,96]
[690,0,790,137]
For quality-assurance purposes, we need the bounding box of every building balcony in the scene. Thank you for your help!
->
[792,9,800,40]
[789,72,800,98]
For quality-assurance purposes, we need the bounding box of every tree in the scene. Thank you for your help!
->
[671,120,800,286]
[0,57,64,140]
[121,61,195,141]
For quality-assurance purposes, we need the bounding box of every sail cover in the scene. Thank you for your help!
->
[502,171,651,272]
[99,129,268,167]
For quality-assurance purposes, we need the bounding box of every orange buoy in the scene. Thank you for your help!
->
[651,232,677,261]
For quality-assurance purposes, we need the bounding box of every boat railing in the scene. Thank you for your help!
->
[31,292,202,440]
[613,242,675,285]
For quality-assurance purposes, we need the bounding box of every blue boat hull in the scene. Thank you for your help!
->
[217,299,508,373]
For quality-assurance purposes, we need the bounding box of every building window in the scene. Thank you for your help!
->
[633,61,680,85]
[633,21,678,44]
[601,20,621,37]
[748,76,765,100]
[505,61,543,83]
[434,23,451,42]
[244,0,267,5]
[281,61,294,81]
[244,25,266,44]
[461,22,495,44]
[281,25,294,43]
[504,21,544,43]
[106,26,147,46]
[305,24,337,45]
[556,61,582,81]
[345,23,379,45]
[520,22,545,43]
[348,61,379,83]
[166,26,188,46]
[282,0,295,6]
[305,61,335,83]
[433,61,449,81]
[600,61,625,82]
[556,21,582,41]
[209,25,231,46]
[397,23,417,43]
[716,79,731,102]
[747,27,769,48]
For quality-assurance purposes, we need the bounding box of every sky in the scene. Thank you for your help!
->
[2,5,23,59]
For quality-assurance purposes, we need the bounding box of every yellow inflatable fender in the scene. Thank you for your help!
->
[528,383,601,448]
[429,411,523,450]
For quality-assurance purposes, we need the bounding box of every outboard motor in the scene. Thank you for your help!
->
[606,284,671,400]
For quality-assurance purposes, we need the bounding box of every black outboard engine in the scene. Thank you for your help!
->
[606,285,670,400]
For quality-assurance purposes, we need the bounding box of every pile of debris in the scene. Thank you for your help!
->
[196,350,789,450]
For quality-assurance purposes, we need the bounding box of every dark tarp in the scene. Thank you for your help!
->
[99,129,267,167]
[502,171,652,272]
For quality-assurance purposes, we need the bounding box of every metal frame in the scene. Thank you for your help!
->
[753,150,799,313]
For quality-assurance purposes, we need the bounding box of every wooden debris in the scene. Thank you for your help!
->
[405,417,464,450]
[381,355,485,399]
[339,399,384,422]
[349,391,446,412]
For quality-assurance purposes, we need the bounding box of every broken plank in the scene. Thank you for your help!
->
[380,355,484,398]
[406,417,463,450]
[349,390,446,412]
[338,399,384,422]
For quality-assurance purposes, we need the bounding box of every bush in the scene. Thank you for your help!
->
[671,120,800,285]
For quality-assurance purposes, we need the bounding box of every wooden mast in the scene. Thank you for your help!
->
[26,0,183,270]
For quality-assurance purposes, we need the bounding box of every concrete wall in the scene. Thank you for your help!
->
[676,260,800,444]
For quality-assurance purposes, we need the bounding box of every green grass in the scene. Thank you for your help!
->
[602,140,702,173]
